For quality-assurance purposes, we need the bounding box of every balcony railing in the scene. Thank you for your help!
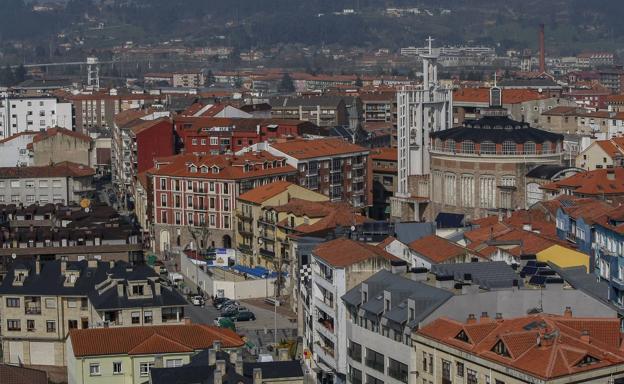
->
[430,147,561,157]
[238,244,253,254]
[352,162,365,169]
[260,248,276,258]
[236,212,253,221]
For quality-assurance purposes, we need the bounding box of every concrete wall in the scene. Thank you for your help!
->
[0,133,35,167]
[32,134,92,167]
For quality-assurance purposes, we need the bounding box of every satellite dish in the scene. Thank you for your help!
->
[11,253,17,259]
[350,226,356,232]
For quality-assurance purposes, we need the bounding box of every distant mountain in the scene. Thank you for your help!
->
[2,0,624,55]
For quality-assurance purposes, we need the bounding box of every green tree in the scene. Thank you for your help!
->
[14,64,26,84]
[278,72,295,93]
[0,65,16,86]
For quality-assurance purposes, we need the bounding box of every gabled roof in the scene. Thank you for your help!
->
[408,235,474,264]
[370,147,397,162]
[237,181,294,204]
[541,168,624,196]
[418,314,624,380]
[270,138,368,159]
[313,238,399,268]
[0,161,95,179]
[453,88,549,104]
[69,323,244,357]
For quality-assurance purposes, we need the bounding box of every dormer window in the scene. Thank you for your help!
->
[200,166,208,173]
[455,330,470,343]
[212,166,220,174]
[576,355,600,367]
[189,164,197,173]
[491,340,510,357]
[132,285,144,296]
[385,298,390,311]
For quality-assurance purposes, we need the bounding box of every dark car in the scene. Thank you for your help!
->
[230,311,256,322]
[212,297,230,308]
[215,299,238,310]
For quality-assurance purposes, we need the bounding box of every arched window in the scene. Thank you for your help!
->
[445,139,456,153]
[502,141,516,155]
[480,141,496,154]
[461,141,475,154]
[524,141,536,154]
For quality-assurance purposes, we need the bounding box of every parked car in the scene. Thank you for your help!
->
[212,297,230,308]
[215,299,238,310]
[191,295,205,306]
[220,303,245,314]
[221,306,248,318]
[229,311,256,322]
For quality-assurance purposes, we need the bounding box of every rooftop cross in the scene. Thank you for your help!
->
[426,36,435,55]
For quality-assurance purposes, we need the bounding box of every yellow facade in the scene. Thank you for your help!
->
[536,244,589,272]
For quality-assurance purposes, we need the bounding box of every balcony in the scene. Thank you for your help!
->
[313,342,336,365]
[260,248,276,258]
[600,245,618,257]
[353,176,364,183]
[352,162,365,170]
[611,277,624,292]
[25,305,41,315]
[238,244,253,254]
[236,212,253,222]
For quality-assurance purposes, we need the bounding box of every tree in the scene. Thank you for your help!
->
[278,72,295,93]
[0,65,15,86]
[14,64,26,84]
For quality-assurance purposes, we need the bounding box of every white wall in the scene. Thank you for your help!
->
[0,97,73,137]
[0,132,36,166]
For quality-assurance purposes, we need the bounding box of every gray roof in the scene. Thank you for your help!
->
[394,221,435,244]
[526,165,571,180]
[430,262,524,290]
[342,269,453,329]
[270,95,347,108]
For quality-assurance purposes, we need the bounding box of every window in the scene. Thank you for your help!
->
[444,173,456,205]
[467,369,478,384]
[113,361,123,375]
[160,178,167,189]
[502,141,516,154]
[187,195,193,208]
[46,320,56,333]
[68,320,78,329]
[45,298,56,308]
[456,362,464,377]
[166,359,183,368]
[209,214,216,226]
[461,174,475,208]
[7,319,20,331]
[27,319,35,332]
[223,183,229,194]
[445,139,456,152]
[461,141,475,154]
[144,310,153,324]
[210,137,218,145]
[442,359,451,384]
[388,358,408,383]
[131,311,140,324]
[160,194,167,207]
[348,340,362,362]
[223,198,230,211]
[52,180,62,188]
[349,366,363,384]
[365,348,384,372]
[366,375,384,384]
[10,180,20,188]
[89,363,101,376]
[6,297,20,307]
[223,215,230,229]
[140,362,154,377]
[480,175,496,209]
[543,141,552,153]
[209,197,215,209]
[209,182,215,192]
[524,141,536,154]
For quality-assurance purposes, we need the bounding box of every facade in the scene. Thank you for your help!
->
[253,138,371,208]
[599,69,624,94]
[0,203,144,270]
[415,314,624,384]
[593,205,624,307]
[235,181,328,270]
[0,96,72,138]
[29,127,93,167]
[0,162,95,205]
[150,152,296,252]
[576,137,624,170]
[427,93,564,221]
[360,91,397,127]
[172,71,205,88]
[342,269,452,384]
[269,96,349,127]
[0,131,37,167]
[541,168,624,202]
[393,42,453,221]
[370,147,398,219]
[303,238,399,384]
[0,259,186,369]
[66,324,244,384]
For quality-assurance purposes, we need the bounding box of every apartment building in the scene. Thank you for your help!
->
[111,110,174,209]
[67,324,243,384]
[360,91,397,126]
[0,203,144,272]
[0,96,72,138]
[250,138,371,208]
[0,131,38,167]
[415,314,624,384]
[172,71,205,88]
[150,151,296,252]
[235,181,328,269]
[303,238,398,384]
[0,259,186,369]
[541,168,624,202]
[0,162,95,205]
[576,137,624,170]
[370,147,397,220]
[269,96,348,127]
[28,127,93,167]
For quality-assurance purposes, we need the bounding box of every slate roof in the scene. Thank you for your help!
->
[342,269,453,329]
[526,165,575,180]
[430,261,524,289]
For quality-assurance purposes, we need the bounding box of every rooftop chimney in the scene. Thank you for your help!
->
[213,340,221,351]
[539,24,546,73]
[564,306,572,318]
[61,260,67,274]
[209,348,217,366]
[495,313,503,320]
[480,312,489,322]
[116,282,124,297]
[467,314,477,324]
[580,330,590,343]
[155,281,162,296]
[184,317,191,325]
[35,257,41,275]
[214,368,223,384]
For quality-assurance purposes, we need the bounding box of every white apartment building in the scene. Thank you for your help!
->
[0,132,37,167]
[0,96,73,137]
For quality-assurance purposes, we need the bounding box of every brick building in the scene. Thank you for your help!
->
[149,152,296,252]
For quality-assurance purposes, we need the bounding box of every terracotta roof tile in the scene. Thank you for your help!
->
[0,364,47,384]
[237,181,294,204]
[370,147,397,162]
[270,138,368,159]
[30,127,91,145]
[453,88,548,104]
[408,235,474,263]
[69,323,244,357]
[543,168,624,196]
[313,238,399,267]
[269,199,368,234]
[0,161,95,179]
[418,314,624,380]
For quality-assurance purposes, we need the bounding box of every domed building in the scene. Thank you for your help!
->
[428,87,564,221]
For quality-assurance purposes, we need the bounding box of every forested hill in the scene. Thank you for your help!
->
[4,0,624,54]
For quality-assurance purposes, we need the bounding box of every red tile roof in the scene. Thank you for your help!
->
[237,181,294,204]
[69,323,244,357]
[0,131,38,144]
[370,147,397,162]
[313,237,399,267]
[453,88,548,104]
[0,161,95,179]
[270,138,368,160]
[271,199,368,234]
[0,364,48,384]
[418,314,624,380]
[408,235,475,263]
[541,168,624,196]
[30,127,92,146]
[149,152,296,181]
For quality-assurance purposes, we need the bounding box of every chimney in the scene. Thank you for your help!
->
[278,348,289,361]
[61,260,67,274]
[214,368,223,384]
[495,313,503,320]
[209,348,217,366]
[253,368,263,384]
[116,282,124,297]
[155,281,161,296]
[564,306,572,318]
[467,314,477,324]
[184,317,191,325]
[390,260,408,275]
[607,169,616,180]
[35,257,41,275]
[216,359,226,375]
[154,265,161,274]
[229,350,238,364]
[480,312,489,322]
[539,24,546,73]
[235,353,243,375]
[213,340,221,351]
[580,330,590,343]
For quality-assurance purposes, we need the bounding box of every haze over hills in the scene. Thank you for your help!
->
[2,0,624,55]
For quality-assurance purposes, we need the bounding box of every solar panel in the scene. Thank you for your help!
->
[529,275,547,286]
[521,266,538,275]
